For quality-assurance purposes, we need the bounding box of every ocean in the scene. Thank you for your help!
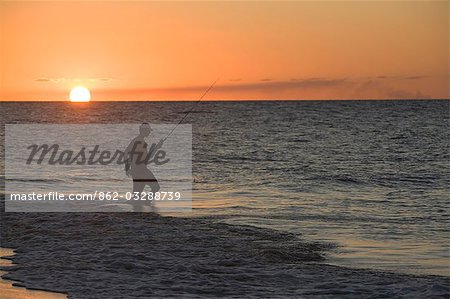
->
[1,99,449,277]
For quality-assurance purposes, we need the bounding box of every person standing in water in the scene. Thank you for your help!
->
[124,123,163,212]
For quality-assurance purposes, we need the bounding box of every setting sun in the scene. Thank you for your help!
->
[69,86,91,102]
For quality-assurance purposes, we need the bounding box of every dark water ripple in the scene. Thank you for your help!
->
[0,100,449,276]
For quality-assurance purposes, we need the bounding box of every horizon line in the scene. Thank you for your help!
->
[1,98,449,102]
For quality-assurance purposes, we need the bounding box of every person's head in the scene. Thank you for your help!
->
[139,123,152,137]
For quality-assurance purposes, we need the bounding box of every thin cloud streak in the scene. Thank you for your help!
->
[93,76,434,100]
[100,78,350,94]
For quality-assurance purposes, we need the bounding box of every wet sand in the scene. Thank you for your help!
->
[1,213,449,298]
[0,248,67,299]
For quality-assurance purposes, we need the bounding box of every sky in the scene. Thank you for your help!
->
[0,1,448,101]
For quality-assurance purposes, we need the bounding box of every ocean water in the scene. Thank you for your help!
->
[0,100,449,276]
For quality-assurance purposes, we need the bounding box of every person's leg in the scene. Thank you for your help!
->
[131,181,146,212]
[147,181,160,213]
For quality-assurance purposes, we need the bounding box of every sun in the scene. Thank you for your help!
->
[69,86,91,102]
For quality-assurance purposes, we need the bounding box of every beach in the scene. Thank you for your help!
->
[2,0,449,296]
[1,212,448,298]
[0,247,67,298]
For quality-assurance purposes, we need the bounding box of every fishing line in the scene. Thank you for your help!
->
[162,77,220,142]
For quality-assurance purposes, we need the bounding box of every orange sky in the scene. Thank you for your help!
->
[0,1,448,101]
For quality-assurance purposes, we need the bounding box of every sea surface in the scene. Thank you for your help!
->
[1,100,449,276]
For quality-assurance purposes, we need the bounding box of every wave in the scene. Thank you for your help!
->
[309,174,367,185]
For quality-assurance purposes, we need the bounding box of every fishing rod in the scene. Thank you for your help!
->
[162,77,220,142]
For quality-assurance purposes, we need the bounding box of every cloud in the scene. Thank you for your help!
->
[352,79,430,99]
[206,78,350,94]
[95,76,432,100]
[161,78,350,93]
[34,77,62,83]
[96,77,351,100]
[373,75,425,80]
[35,77,51,82]
[89,78,113,82]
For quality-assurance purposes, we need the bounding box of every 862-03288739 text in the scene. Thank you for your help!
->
[9,191,182,201]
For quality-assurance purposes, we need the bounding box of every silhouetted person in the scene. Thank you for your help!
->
[124,123,163,212]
